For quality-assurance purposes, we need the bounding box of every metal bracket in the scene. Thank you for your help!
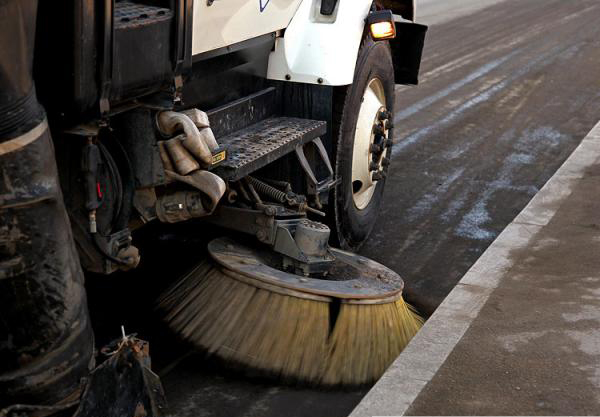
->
[99,0,115,116]
[295,137,338,207]
[95,228,136,274]
[173,0,192,102]
[203,205,334,275]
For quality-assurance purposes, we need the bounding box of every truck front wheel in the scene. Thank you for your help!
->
[331,36,395,251]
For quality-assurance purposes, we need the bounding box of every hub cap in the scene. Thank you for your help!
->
[351,78,391,210]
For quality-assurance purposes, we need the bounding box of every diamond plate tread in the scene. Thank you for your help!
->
[213,117,327,181]
[114,2,172,28]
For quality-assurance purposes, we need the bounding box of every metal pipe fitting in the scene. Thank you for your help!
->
[180,108,218,150]
[157,110,217,165]
[156,191,208,223]
[157,170,226,223]
[181,108,210,129]
[164,135,200,175]
[157,140,175,172]
[182,109,219,151]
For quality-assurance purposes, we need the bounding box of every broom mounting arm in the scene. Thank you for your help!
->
[203,204,335,276]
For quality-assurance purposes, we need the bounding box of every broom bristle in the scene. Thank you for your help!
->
[324,298,423,384]
[157,258,423,385]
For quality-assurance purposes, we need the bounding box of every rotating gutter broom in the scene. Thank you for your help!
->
[157,211,422,385]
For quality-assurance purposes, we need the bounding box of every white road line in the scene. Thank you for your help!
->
[392,43,577,157]
[395,51,518,122]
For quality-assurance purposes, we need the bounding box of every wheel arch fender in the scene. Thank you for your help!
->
[267,0,373,86]
[267,0,426,87]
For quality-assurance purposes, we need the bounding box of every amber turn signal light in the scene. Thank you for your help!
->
[367,10,396,40]
[371,21,395,39]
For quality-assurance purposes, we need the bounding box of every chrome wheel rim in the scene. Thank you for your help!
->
[351,78,389,210]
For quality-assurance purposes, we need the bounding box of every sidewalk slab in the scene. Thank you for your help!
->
[350,120,600,416]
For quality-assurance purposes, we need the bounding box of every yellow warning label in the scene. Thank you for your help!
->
[212,150,226,165]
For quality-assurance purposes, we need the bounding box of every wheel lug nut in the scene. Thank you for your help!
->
[382,157,390,167]
[375,133,386,145]
[378,110,391,121]
[373,125,385,135]
[370,144,382,153]
[369,162,380,171]
[372,171,386,181]
[384,139,393,148]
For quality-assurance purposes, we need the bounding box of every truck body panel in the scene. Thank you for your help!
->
[192,0,303,55]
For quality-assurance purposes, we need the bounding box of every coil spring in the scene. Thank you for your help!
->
[247,176,287,203]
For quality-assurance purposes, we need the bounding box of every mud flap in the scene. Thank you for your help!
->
[389,19,428,85]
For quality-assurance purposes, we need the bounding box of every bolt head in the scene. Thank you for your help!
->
[372,172,384,181]
[373,125,385,135]
[378,110,391,120]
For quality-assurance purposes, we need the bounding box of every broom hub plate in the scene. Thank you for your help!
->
[208,237,405,303]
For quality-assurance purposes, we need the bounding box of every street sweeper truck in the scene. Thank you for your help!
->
[0,0,427,414]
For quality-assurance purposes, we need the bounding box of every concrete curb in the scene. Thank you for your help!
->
[349,120,600,417]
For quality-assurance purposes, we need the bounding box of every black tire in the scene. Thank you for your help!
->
[329,36,395,251]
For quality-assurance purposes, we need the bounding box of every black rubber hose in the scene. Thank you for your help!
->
[98,140,123,227]
[92,232,129,266]
[106,133,135,232]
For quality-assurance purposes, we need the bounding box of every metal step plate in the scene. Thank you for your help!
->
[213,117,327,181]
[114,2,172,29]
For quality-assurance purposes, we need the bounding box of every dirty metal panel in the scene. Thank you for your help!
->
[207,87,277,139]
[214,117,327,181]
[208,237,405,302]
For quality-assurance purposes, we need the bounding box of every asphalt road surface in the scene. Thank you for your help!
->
[362,0,600,317]
[417,0,506,25]
[87,1,600,416]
